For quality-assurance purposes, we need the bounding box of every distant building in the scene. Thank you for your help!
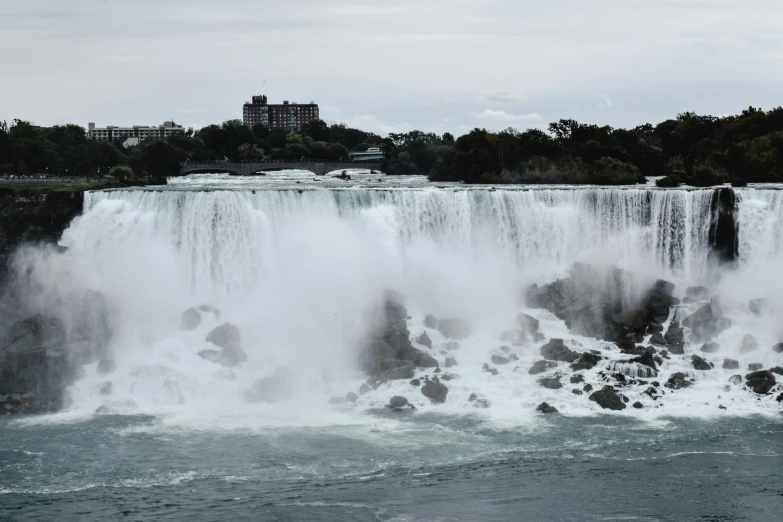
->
[87,121,184,143]
[349,147,385,162]
[242,95,319,131]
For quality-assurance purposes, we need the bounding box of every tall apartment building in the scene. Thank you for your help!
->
[87,121,184,142]
[242,95,319,131]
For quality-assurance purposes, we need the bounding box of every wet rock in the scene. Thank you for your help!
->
[389,396,409,408]
[205,323,241,349]
[664,325,685,350]
[508,353,519,362]
[665,372,693,390]
[648,323,665,335]
[745,370,776,394]
[630,351,657,370]
[517,313,540,334]
[359,383,371,395]
[538,376,563,390]
[650,332,666,346]
[770,367,783,376]
[501,346,511,353]
[686,286,711,300]
[570,353,602,371]
[381,360,416,380]
[772,343,783,354]
[583,384,593,392]
[491,354,510,365]
[443,341,460,351]
[572,389,583,395]
[570,374,585,384]
[180,308,201,331]
[421,381,449,403]
[728,375,743,385]
[748,298,768,315]
[691,355,713,371]
[612,308,649,329]
[540,338,579,363]
[589,387,626,410]
[98,381,113,396]
[97,359,116,375]
[485,367,499,376]
[700,342,720,354]
[409,378,421,387]
[536,402,558,414]
[739,334,758,355]
[747,363,763,372]
[681,303,731,342]
[415,332,432,349]
[250,366,296,403]
[722,358,739,370]
[528,360,556,375]
[632,401,643,409]
[220,343,247,367]
[436,318,471,340]
[346,392,358,404]
[445,357,457,368]
[424,315,437,329]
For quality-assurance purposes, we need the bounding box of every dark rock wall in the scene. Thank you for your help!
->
[708,188,738,263]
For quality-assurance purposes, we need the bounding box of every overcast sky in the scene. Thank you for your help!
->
[1,0,782,136]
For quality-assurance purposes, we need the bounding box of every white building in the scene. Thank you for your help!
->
[87,121,184,143]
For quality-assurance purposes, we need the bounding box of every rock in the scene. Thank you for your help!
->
[570,374,585,384]
[491,354,510,365]
[219,343,247,367]
[445,357,457,368]
[722,358,739,370]
[421,381,448,403]
[612,309,649,330]
[648,323,665,334]
[665,372,693,390]
[772,343,783,354]
[528,360,555,375]
[686,286,710,300]
[415,332,432,349]
[436,318,471,340]
[359,383,371,395]
[589,387,626,410]
[748,298,768,315]
[538,376,563,389]
[4,314,65,354]
[650,332,666,346]
[739,334,758,355]
[570,353,602,371]
[99,381,113,396]
[630,351,657,370]
[443,341,460,351]
[346,392,358,403]
[381,360,416,380]
[423,315,437,329]
[389,396,409,408]
[681,303,731,342]
[691,355,713,371]
[536,402,558,414]
[250,366,296,403]
[517,313,540,334]
[583,384,593,392]
[97,359,116,375]
[409,378,421,387]
[664,326,685,348]
[179,308,201,331]
[205,323,241,349]
[700,342,720,353]
[485,367,499,376]
[728,375,743,385]
[745,370,776,394]
[747,363,763,372]
[770,367,783,376]
[198,349,223,363]
[540,339,579,363]
[632,401,643,409]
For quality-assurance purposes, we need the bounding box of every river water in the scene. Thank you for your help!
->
[1,173,782,521]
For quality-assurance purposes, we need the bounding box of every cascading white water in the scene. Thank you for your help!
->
[14,179,783,426]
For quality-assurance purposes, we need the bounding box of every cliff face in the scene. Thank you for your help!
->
[0,189,84,278]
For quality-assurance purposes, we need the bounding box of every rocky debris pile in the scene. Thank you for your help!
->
[358,293,438,383]
[199,322,247,367]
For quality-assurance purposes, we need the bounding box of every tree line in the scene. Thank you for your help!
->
[1,107,782,185]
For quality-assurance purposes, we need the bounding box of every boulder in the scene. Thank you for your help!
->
[686,286,710,300]
[97,359,116,375]
[681,303,731,342]
[722,358,739,370]
[179,308,201,331]
[409,378,421,387]
[421,381,449,403]
[423,315,437,329]
[665,372,693,390]
[632,401,643,409]
[728,375,743,385]
[205,323,241,349]
[540,339,579,363]
[381,360,416,380]
[589,387,626,410]
[99,382,113,396]
[443,341,460,351]
[747,363,763,372]
[220,343,247,367]
[346,392,358,403]
[359,383,371,395]
[536,402,558,414]
[415,332,432,349]
[748,298,768,315]
[570,352,602,371]
[771,367,783,376]
[436,318,471,340]
[630,351,657,370]
[570,374,584,384]
[528,360,556,375]
[583,384,593,392]
[772,343,783,354]
[700,342,720,353]
[691,355,713,371]
[517,313,540,334]
[648,323,664,334]
[664,326,685,348]
[650,332,666,346]
[445,357,457,368]
[389,396,409,408]
[612,309,649,330]
[739,334,758,355]
[538,376,563,390]
[491,354,510,365]
[745,370,776,394]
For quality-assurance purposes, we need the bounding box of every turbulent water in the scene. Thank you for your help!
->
[2,173,782,521]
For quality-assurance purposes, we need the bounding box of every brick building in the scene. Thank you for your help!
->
[242,95,319,131]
